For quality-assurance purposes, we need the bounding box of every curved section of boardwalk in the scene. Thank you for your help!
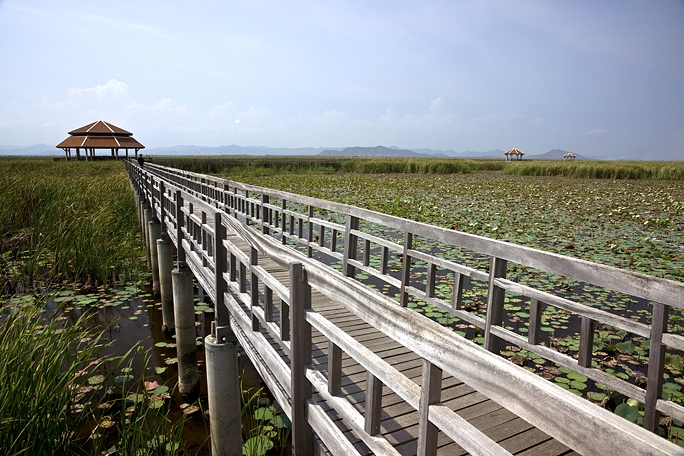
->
[127,161,684,456]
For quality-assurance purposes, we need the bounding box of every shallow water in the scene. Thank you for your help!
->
[44,281,227,455]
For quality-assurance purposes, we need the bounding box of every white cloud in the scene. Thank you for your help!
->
[210,102,233,117]
[429,97,444,113]
[68,79,129,99]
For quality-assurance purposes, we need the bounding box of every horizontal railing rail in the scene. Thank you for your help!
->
[127,160,684,455]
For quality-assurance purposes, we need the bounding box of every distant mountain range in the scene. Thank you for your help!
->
[0,143,590,160]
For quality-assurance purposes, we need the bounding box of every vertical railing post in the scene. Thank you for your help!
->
[400,232,413,307]
[342,215,359,277]
[176,190,186,264]
[214,211,229,331]
[644,303,669,432]
[417,359,442,456]
[528,299,542,345]
[201,211,208,267]
[365,372,383,435]
[281,199,288,245]
[578,316,595,368]
[262,194,270,235]
[159,181,167,233]
[250,247,260,331]
[205,208,242,456]
[307,206,314,258]
[328,341,342,396]
[484,256,507,353]
[290,262,313,455]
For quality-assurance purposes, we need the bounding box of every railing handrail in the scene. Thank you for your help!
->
[145,162,684,308]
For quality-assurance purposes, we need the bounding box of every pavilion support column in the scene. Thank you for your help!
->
[76,148,81,160]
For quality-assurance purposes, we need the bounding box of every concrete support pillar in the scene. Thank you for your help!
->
[205,330,242,456]
[157,233,175,333]
[148,218,162,296]
[139,202,148,246]
[172,263,199,395]
[143,207,153,267]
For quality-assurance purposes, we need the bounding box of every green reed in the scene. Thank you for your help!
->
[0,158,143,289]
[0,303,105,456]
[503,160,684,180]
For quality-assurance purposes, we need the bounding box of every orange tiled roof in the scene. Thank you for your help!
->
[56,120,144,149]
[68,120,132,136]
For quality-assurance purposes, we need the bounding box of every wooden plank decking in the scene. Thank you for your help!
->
[226,232,575,456]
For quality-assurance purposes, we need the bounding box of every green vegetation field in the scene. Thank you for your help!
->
[156,155,684,180]
[0,157,143,291]
[222,165,684,283]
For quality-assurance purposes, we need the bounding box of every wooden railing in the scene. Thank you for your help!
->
[127,160,684,455]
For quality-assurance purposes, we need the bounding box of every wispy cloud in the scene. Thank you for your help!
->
[71,12,171,39]
[68,79,128,98]
[585,129,606,135]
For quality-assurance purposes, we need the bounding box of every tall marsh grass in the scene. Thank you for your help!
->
[0,158,142,289]
[0,304,105,456]
[503,160,684,180]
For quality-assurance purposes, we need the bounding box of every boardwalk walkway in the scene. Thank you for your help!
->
[127,161,684,456]
[226,232,572,455]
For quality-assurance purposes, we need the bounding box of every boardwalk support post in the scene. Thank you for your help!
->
[172,262,199,395]
[143,206,153,267]
[290,262,313,455]
[205,326,242,456]
[148,218,162,296]
[157,233,175,332]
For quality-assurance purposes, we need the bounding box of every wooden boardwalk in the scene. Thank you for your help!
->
[229,232,573,456]
[129,161,684,456]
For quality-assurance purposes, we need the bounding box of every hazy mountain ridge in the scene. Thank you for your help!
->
[1,143,595,159]
[319,146,423,157]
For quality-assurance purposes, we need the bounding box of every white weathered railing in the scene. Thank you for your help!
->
[127,160,684,455]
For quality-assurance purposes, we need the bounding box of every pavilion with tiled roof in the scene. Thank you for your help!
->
[504,147,525,161]
[56,120,144,161]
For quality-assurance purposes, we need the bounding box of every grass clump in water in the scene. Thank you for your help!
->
[0,303,105,455]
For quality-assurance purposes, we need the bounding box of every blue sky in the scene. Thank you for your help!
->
[1,1,683,159]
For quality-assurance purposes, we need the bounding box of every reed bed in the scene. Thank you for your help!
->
[156,155,509,175]
[503,160,684,180]
[0,158,143,289]
[162,155,684,180]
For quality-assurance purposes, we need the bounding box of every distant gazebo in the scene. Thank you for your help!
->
[504,148,525,161]
[56,120,144,161]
